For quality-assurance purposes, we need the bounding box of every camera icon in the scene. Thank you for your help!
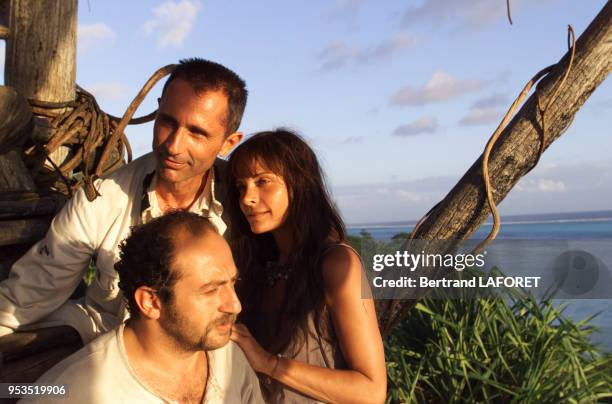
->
[552,249,604,296]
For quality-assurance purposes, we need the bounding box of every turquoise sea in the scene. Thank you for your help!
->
[348,210,612,352]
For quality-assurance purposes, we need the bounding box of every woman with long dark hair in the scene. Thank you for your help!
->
[227,129,386,403]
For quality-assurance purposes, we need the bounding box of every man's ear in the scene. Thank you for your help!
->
[219,131,243,158]
[134,287,163,320]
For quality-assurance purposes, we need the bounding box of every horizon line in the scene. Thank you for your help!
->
[347,208,612,228]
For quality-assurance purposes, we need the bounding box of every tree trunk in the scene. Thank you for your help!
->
[5,0,77,104]
[378,1,612,335]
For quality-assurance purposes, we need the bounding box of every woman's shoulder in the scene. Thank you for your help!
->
[321,241,360,266]
[320,242,363,297]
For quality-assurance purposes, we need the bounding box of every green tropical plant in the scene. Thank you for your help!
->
[385,292,612,403]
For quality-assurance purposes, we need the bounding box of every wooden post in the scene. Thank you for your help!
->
[5,0,78,176]
[0,86,34,192]
[5,0,77,104]
[0,0,9,39]
[0,0,77,270]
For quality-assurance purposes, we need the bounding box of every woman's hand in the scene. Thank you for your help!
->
[231,323,279,376]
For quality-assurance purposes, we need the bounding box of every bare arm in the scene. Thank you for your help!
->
[231,247,387,404]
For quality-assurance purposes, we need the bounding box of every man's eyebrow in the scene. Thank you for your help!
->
[187,124,210,137]
[199,273,238,289]
[157,113,210,137]
[199,280,225,289]
[157,112,177,123]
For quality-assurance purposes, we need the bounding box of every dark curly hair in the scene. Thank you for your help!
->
[161,57,248,135]
[115,210,217,318]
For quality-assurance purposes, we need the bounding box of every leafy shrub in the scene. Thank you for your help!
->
[385,293,612,403]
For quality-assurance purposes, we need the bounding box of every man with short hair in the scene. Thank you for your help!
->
[0,58,247,342]
[25,211,263,403]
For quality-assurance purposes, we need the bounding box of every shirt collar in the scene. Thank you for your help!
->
[117,323,224,403]
[139,167,223,220]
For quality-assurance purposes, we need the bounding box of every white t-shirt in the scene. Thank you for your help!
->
[21,324,263,404]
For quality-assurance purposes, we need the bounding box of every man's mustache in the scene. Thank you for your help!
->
[157,151,187,165]
[211,314,237,327]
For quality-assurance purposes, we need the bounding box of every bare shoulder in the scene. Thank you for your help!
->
[321,244,363,297]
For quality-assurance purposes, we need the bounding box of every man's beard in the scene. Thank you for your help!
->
[159,301,236,352]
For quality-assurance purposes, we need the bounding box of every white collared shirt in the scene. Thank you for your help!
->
[0,153,228,342]
[141,161,226,234]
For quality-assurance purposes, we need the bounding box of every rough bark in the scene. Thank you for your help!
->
[0,193,64,220]
[0,326,81,364]
[0,150,35,192]
[4,0,77,104]
[0,0,77,250]
[0,337,82,383]
[378,1,612,335]
[0,86,35,193]
[0,217,53,247]
[0,193,64,276]
[0,0,8,36]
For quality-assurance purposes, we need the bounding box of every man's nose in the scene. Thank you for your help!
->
[165,127,186,155]
[221,284,242,315]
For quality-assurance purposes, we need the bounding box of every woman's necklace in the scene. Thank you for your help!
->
[263,261,292,287]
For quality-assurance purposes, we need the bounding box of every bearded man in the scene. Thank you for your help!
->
[24,211,263,404]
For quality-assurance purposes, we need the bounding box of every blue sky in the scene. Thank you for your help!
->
[1,0,610,224]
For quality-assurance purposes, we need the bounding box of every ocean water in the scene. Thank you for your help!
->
[348,210,612,352]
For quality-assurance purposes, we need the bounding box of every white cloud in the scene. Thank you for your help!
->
[340,136,364,144]
[539,162,559,172]
[393,116,438,136]
[143,0,201,48]
[459,93,509,126]
[317,42,358,71]
[472,93,508,109]
[538,179,567,192]
[85,82,129,101]
[515,178,567,193]
[357,35,417,63]
[334,159,612,223]
[400,0,507,31]
[459,107,501,126]
[318,34,416,71]
[327,0,364,20]
[391,71,485,106]
[397,190,433,203]
[78,23,116,52]
[334,178,454,223]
